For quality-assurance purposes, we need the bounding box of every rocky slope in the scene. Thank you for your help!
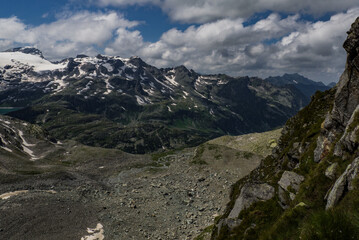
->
[211,17,359,240]
[0,114,280,239]
[0,48,307,153]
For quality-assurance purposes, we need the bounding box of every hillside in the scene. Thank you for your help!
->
[211,16,359,240]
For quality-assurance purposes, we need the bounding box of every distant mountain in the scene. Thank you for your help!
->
[265,73,330,98]
[1,47,308,153]
[327,81,337,87]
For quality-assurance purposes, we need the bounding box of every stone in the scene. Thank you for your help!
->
[325,163,338,180]
[314,136,331,163]
[326,158,359,209]
[228,183,275,219]
[295,202,307,208]
[277,186,289,209]
[278,171,304,192]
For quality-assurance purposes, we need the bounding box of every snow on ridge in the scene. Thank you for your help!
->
[103,78,113,95]
[135,95,146,105]
[0,52,67,72]
[103,63,113,72]
[164,70,179,87]
[17,129,39,160]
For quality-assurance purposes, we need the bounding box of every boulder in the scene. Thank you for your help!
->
[228,183,275,219]
[278,171,304,192]
[314,136,331,163]
[325,163,338,180]
[326,157,359,209]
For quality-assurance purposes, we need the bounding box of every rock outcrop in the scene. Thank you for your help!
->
[326,157,359,209]
[211,17,359,240]
[278,171,304,192]
[227,183,275,219]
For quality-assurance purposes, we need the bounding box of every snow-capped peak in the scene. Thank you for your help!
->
[0,51,67,72]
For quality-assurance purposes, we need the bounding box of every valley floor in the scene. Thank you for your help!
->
[0,129,280,239]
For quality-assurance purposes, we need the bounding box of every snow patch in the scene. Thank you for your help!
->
[0,190,29,200]
[102,63,113,72]
[217,80,228,85]
[0,190,56,200]
[103,78,113,95]
[18,130,39,160]
[135,95,146,105]
[164,70,179,86]
[81,223,104,240]
[142,88,156,96]
[0,146,12,152]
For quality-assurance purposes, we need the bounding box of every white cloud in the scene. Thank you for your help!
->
[94,0,359,23]
[0,7,358,83]
[124,8,358,83]
[105,28,145,56]
[0,17,27,39]
[0,11,139,59]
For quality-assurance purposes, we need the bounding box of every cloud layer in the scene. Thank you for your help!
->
[0,11,139,59]
[1,5,359,83]
[94,0,359,23]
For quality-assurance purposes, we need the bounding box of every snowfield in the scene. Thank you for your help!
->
[0,52,67,72]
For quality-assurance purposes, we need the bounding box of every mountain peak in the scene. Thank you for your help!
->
[5,47,44,58]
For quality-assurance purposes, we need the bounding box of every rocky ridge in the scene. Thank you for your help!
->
[211,16,359,240]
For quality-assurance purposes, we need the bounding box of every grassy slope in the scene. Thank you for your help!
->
[211,88,359,240]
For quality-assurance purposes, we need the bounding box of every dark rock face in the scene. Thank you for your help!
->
[333,17,359,127]
[316,17,359,160]
[5,47,44,58]
[212,17,359,240]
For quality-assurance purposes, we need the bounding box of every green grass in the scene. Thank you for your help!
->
[300,209,359,240]
[212,89,338,239]
[194,225,214,240]
[191,145,208,165]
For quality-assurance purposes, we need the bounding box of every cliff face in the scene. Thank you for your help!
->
[212,17,359,240]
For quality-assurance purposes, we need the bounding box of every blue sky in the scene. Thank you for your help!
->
[1,0,359,83]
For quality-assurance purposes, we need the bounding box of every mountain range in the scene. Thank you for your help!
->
[0,47,326,153]
[265,73,331,98]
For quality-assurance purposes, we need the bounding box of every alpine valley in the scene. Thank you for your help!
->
[0,19,350,240]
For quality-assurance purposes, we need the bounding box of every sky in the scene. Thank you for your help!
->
[1,1,359,83]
